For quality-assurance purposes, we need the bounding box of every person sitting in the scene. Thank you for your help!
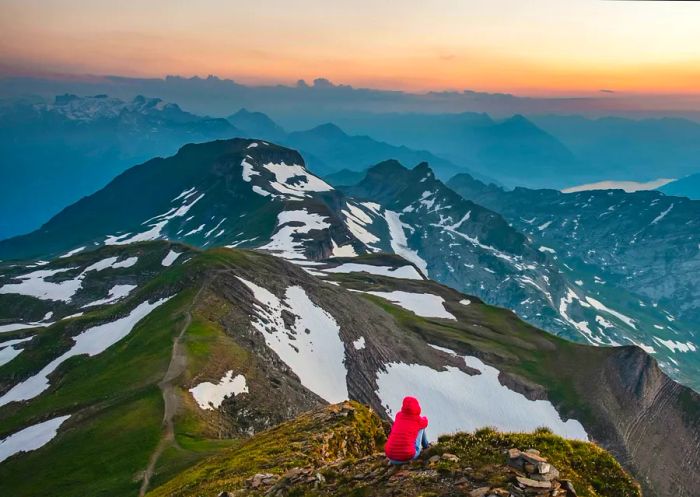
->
[384,396,430,464]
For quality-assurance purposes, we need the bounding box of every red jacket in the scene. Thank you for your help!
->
[384,396,429,461]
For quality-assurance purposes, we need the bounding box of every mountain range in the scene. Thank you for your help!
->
[1,138,697,388]
[1,137,699,496]
[0,94,236,239]
[660,172,700,200]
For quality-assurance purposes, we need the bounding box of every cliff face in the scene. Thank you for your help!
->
[596,347,700,496]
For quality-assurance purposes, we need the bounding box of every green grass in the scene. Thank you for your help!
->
[0,387,164,497]
[0,290,190,435]
[438,428,640,497]
[147,401,386,497]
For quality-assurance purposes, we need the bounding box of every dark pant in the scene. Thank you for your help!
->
[389,429,429,464]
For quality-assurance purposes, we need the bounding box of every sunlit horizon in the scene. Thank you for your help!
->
[2,0,700,98]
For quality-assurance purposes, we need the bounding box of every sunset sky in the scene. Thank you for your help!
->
[1,0,699,95]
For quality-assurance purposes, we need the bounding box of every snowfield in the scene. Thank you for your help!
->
[189,371,249,410]
[82,284,138,307]
[161,250,181,267]
[377,345,588,441]
[384,210,429,276]
[364,290,456,320]
[0,415,71,463]
[105,189,204,245]
[0,336,34,367]
[261,209,331,259]
[323,263,423,280]
[0,297,173,407]
[0,255,141,303]
[262,162,333,197]
[0,267,82,302]
[236,277,348,403]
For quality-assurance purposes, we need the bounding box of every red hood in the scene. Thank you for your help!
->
[400,396,421,416]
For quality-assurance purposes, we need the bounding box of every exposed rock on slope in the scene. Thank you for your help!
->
[147,401,641,497]
[448,173,700,390]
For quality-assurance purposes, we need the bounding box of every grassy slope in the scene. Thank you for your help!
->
[148,402,639,497]
[0,293,187,496]
[0,246,681,496]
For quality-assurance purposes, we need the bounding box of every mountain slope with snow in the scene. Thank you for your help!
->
[0,94,237,239]
[0,243,697,497]
[449,173,700,389]
[2,138,697,390]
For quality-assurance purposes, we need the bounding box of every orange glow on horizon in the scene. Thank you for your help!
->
[1,0,700,99]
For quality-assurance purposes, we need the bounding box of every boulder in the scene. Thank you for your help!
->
[516,476,552,489]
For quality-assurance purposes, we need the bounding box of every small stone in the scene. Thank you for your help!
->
[516,476,552,489]
[469,487,491,497]
[530,467,559,482]
[561,479,577,497]
[490,489,510,497]
[508,448,522,459]
[428,455,441,464]
[520,451,547,464]
[524,462,536,474]
[525,449,541,456]
[441,452,460,462]
[536,462,551,474]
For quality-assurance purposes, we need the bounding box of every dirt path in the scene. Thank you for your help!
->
[139,286,204,496]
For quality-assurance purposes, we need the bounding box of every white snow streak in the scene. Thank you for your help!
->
[189,371,248,410]
[0,297,173,407]
[0,415,71,463]
[377,346,588,441]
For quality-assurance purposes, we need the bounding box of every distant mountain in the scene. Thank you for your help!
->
[660,172,700,200]
[0,94,237,239]
[284,122,471,177]
[330,112,578,188]
[2,138,697,390]
[6,73,700,124]
[227,108,286,142]
[226,108,482,179]
[324,168,368,187]
[530,115,700,185]
[449,172,700,387]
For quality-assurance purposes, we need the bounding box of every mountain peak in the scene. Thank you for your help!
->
[309,122,347,138]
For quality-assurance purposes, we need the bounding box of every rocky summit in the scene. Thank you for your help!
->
[148,401,641,497]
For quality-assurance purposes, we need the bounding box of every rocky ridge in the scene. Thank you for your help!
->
[149,402,640,497]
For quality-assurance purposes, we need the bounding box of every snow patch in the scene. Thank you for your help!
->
[236,277,348,403]
[189,371,248,410]
[161,250,181,267]
[261,209,331,260]
[0,297,173,407]
[82,284,137,307]
[376,346,588,441]
[364,291,455,320]
[323,263,423,280]
[384,210,428,276]
[59,247,85,258]
[0,415,71,463]
[0,336,34,367]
